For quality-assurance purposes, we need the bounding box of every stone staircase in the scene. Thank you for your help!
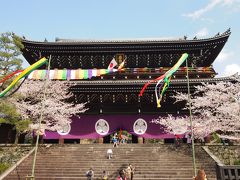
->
[4,144,217,180]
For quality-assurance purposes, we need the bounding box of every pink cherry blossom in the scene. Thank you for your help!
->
[10,80,87,131]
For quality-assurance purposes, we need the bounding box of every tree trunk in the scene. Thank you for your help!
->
[14,130,19,144]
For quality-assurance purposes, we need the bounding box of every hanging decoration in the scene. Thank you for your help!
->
[0,57,48,98]
[0,70,23,84]
[139,53,189,108]
[27,68,119,80]
[0,57,125,98]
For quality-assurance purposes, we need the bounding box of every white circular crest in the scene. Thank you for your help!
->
[95,119,109,135]
[57,123,71,135]
[133,118,147,135]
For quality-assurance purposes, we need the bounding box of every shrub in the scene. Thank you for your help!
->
[234,159,240,165]
[0,163,10,174]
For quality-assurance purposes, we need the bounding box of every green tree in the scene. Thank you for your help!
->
[0,99,31,144]
[0,32,23,90]
[0,32,26,144]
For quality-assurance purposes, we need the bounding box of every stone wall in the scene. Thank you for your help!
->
[0,145,32,174]
[208,145,240,165]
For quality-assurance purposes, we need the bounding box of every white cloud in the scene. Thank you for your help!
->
[183,0,221,19]
[195,28,209,37]
[183,0,240,19]
[215,51,234,62]
[222,0,240,6]
[222,0,240,12]
[223,64,240,76]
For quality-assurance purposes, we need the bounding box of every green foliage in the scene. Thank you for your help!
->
[0,99,31,143]
[15,119,31,133]
[0,99,19,124]
[0,32,23,89]
[212,132,221,143]
[234,159,240,165]
[0,163,10,174]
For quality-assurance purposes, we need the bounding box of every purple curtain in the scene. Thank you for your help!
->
[44,114,177,139]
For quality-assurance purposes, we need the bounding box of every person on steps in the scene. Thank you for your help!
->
[107,148,113,159]
[101,170,108,180]
[117,169,126,180]
[193,168,207,180]
[86,168,94,180]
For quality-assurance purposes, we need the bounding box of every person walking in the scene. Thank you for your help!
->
[107,148,113,159]
[129,164,135,180]
[186,133,192,148]
[113,133,118,148]
[174,134,181,148]
[125,163,135,180]
[124,166,131,180]
[101,170,108,180]
[86,168,94,180]
[193,168,207,180]
[117,170,126,180]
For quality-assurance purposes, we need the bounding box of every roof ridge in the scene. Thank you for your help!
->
[21,30,231,44]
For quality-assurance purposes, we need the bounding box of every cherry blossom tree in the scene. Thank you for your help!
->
[10,79,87,132]
[153,115,215,139]
[153,76,240,139]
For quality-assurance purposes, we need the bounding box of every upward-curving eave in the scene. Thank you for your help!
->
[21,31,231,68]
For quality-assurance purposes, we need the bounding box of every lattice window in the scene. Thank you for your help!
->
[162,54,171,67]
[140,93,152,104]
[75,94,87,103]
[115,94,125,103]
[128,94,138,104]
[148,54,158,68]
[138,54,148,68]
[126,54,136,68]
[90,94,99,103]
[57,55,67,69]
[92,55,101,68]
[103,94,113,103]
[82,55,91,69]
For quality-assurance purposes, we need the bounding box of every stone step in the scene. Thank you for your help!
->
[4,144,217,179]
[7,176,216,179]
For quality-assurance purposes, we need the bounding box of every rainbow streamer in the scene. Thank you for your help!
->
[0,70,23,84]
[139,53,189,108]
[0,57,48,98]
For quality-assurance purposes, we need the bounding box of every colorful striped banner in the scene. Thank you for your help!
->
[27,69,115,80]
[27,67,212,80]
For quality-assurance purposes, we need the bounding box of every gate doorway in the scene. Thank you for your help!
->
[103,129,139,143]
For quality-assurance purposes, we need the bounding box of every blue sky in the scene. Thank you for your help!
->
[1,0,239,76]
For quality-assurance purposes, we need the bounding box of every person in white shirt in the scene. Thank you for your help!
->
[107,148,113,159]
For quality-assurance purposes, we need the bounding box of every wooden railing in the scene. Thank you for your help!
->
[203,146,240,180]
[216,164,240,180]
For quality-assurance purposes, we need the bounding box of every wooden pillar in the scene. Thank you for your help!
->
[138,137,144,144]
[98,137,104,144]
[59,138,64,144]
